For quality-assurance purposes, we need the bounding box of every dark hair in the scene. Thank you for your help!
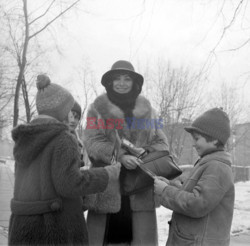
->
[106,73,141,94]
[191,130,224,148]
[71,101,81,119]
[71,110,81,120]
[110,72,134,82]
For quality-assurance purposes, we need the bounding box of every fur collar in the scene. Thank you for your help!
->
[92,93,152,119]
[198,150,232,167]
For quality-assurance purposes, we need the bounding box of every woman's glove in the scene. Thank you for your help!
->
[104,163,121,181]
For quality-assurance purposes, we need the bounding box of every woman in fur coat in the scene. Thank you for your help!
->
[83,60,169,246]
[8,75,120,246]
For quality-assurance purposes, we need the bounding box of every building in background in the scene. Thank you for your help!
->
[166,122,250,182]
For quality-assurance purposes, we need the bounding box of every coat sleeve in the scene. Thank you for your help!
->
[51,133,109,198]
[159,162,234,218]
[83,105,115,165]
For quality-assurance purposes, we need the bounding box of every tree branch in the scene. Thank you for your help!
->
[213,0,245,50]
[225,37,250,51]
[201,0,246,75]
[0,94,12,112]
[29,0,80,39]
[29,0,56,25]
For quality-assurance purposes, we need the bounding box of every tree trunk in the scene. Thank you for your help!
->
[13,0,29,127]
[12,0,80,127]
[22,77,31,123]
[13,73,24,127]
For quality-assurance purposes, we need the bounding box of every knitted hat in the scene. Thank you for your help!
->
[101,60,144,90]
[36,74,74,122]
[71,100,82,118]
[185,108,231,145]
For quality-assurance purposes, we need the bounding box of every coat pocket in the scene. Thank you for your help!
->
[169,221,197,246]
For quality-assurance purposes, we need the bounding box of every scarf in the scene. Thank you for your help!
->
[106,84,141,127]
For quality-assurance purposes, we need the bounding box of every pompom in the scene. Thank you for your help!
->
[36,74,51,90]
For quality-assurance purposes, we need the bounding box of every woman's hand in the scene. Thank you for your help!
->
[120,155,143,170]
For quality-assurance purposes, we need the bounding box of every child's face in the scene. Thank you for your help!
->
[191,132,217,156]
[68,111,80,130]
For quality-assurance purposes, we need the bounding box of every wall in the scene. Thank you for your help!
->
[168,122,250,182]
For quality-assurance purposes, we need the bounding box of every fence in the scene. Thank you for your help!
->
[179,165,250,183]
[232,166,250,183]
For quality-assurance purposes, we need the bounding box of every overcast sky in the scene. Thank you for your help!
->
[38,0,250,116]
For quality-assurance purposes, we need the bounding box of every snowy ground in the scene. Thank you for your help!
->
[6,160,250,245]
[231,182,250,235]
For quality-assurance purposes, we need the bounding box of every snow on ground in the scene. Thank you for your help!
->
[156,181,250,245]
[156,206,172,246]
[7,159,14,173]
[5,160,250,245]
[231,181,250,235]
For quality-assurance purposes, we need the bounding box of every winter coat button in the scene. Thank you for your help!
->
[50,201,61,211]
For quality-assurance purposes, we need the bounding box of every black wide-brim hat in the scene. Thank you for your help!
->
[101,60,144,88]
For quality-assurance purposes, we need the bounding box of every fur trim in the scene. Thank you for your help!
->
[83,162,121,213]
[84,94,157,166]
[9,213,88,245]
[12,120,69,166]
[82,176,121,213]
[93,94,152,120]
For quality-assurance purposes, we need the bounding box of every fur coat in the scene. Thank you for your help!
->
[83,94,169,246]
[83,93,169,212]
[8,116,109,246]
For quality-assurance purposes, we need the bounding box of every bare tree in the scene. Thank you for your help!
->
[200,0,250,76]
[208,82,248,152]
[0,59,14,129]
[142,59,205,161]
[217,83,245,126]
[72,58,99,137]
[0,0,80,127]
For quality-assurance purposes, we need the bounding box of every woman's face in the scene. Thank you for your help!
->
[112,74,133,94]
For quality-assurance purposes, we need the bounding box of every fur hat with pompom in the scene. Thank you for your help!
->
[36,74,74,122]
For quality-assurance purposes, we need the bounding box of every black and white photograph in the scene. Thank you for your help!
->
[0,1,250,245]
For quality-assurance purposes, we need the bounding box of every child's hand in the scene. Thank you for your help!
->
[157,176,170,184]
[154,176,169,195]
[170,179,183,188]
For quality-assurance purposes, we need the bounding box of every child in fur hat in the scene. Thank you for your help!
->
[8,74,120,245]
[154,108,235,246]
